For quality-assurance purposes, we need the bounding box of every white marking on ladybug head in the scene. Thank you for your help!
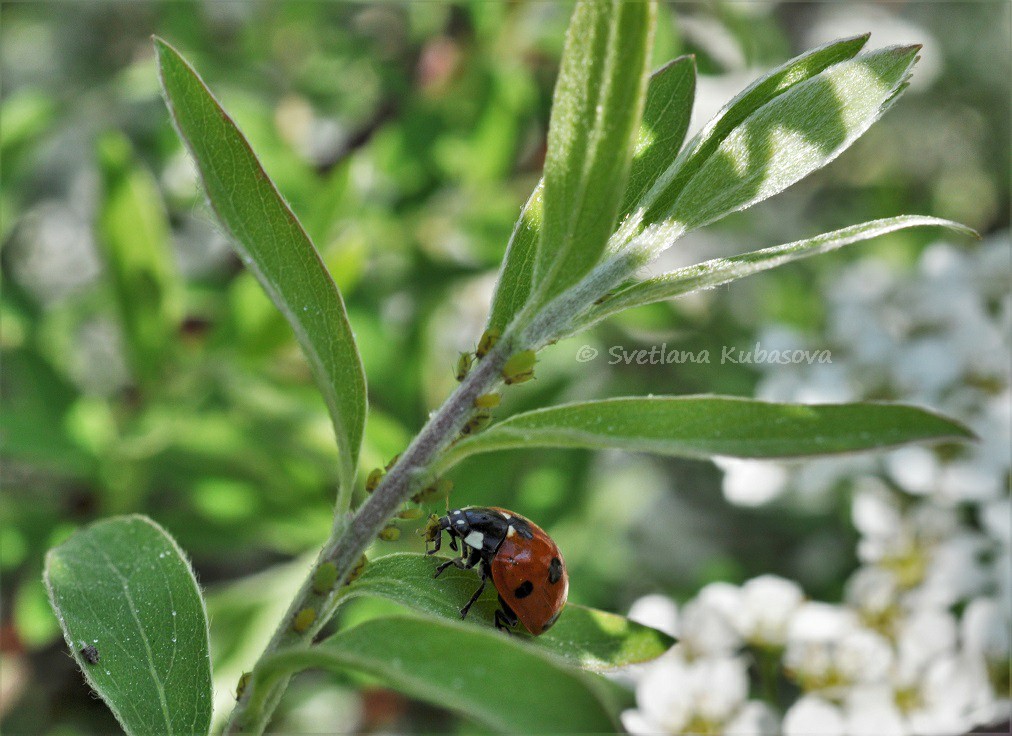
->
[464,531,484,549]
[506,525,516,538]
[453,509,462,515]
[455,519,466,526]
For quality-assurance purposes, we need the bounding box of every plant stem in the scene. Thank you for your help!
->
[224,335,514,734]
[225,242,650,733]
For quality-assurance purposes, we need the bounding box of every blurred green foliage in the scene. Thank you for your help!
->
[1,1,1007,733]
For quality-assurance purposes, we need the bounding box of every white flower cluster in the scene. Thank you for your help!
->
[623,234,1011,735]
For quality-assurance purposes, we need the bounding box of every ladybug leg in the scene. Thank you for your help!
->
[494,595,519,633]
[434,546,478,578]
[459,565,488,620]
[426,532,441,555]
[433,558,457,578]
[448,535,459,553]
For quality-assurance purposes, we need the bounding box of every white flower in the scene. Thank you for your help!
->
[680,583,743,657]
[782,695,845,736]
[715,457,789,507]
[789,602,860,643]
[895,608,957,680]
[621,646,754,734]
[962,597,1010,667]
[736,575,805,647]
[624,649,696,733]
[835,627,894,684]
[852,482,904,551]
[845,566,900,629]
[784,603,859,689]
[724,701,779,736]
[844,685,906,736]
[884,446,939,496]
[907,532,989,608]
[980,500,1012,546]
[904,654,988,736]
[694,656,749,723]
[627,594,679,639]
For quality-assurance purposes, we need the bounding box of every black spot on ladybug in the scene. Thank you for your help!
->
[548,557,563,584]
[80,645,100,665]
[513,580,534,599]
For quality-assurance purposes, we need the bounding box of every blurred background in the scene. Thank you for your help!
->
[1,2,1008,733]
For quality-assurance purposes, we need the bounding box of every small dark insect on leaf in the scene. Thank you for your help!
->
[80,644,100,664]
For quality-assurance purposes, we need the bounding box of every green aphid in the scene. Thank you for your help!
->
[412,478,453,504]
[455,352,474,381]
[236,671,252,701]
[345,554,368,585]
[292,607,317,633]
[476,328,500,359]
[312,562,339,594]
[378,525,401,542]
[474,392,501,409]
[502,349,536,385]
[365,468,384,493]
[461,410,492,435]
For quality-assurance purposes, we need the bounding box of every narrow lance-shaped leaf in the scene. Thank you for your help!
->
[337,553,674,671]
[527,0,654,311]
[155,38,366,501]
[486,183,543,334]
[44,515,213,736]
[577,216,976,332]
[434,397,974,473]
[487,53,693,334]
[619,55,696,216]
[254,616,618,734]
[640,34,869,223]
[669,45,921,231]
[97,132,181,385]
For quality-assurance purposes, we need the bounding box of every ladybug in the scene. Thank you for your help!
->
[424,506,568,635]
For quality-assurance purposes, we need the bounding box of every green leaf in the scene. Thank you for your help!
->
[488,54,695,335]
[434,396,974,472]
[44,515,212,736]
[96,132,181,385]
[339,553,673,671]
[486,183,543,334]
[668,44,920,230]
[155,38,366,501]
[528,0,655,310]
[580,216,976,330]
[257,616,618,733]
[641,34,869,224]
[619,55,696,217]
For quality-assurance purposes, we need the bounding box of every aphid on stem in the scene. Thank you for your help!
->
[365,468,384,493]
[291,607,316,633]
[474,392,501,409]
[455,352,474,382]
[502,350,536,385]
[476,328,500,359]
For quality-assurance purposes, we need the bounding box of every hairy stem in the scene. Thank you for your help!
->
[224,336,514,734]
[225,238,652,734]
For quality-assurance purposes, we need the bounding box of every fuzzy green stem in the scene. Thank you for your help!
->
[224,238,652,734]
[223,335,514,734]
